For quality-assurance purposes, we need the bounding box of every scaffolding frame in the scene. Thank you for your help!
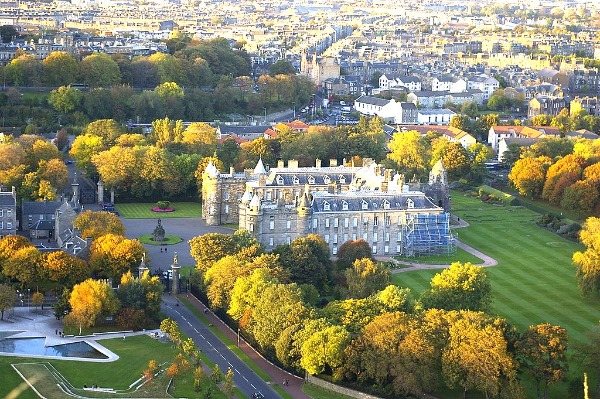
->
[401,213,456,257]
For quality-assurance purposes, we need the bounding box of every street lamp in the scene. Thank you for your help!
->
[263,107,267,123]
[292,101,296,119]
[27,288,30,312]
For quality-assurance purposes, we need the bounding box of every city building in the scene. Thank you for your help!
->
[0,186,17,238]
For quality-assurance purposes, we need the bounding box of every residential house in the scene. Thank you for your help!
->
[570,97,600,117]
[399,125,476,148]
[497,138,538,163]
[537,68,570,88]
[528,96,567,118]
[0,186,17,237]
[446,90,485,105]
[21,200,62,236]
[417,109,456,126]
[379,73,422,92]
[216,125,270,142]
[467,75,499,100]
[431,75,467,93]
[488,125,561,160]
[407,91,448,109]
[354,96,417,124]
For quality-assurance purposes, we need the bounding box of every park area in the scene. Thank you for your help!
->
[0,335,225,399]
[114,202,201,219]
[392,190,600,397]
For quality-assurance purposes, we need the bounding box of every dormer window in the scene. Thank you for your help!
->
[342,200,349,210]
[361,200,368,210]
[383,200,390,210]
[293,176,299,185]
[276,175,284,185]
[323,201,330,211]
[307,175,315,184]
[323,175,331,184]
[339,175,346,184]
[407,198,414,209]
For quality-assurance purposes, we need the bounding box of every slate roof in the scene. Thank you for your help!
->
[21,200,62,216]
[355,95,389,107]
[0,192,16,207]
[265,168,357,186]
[309,191,441,213]
[30,220,55,231]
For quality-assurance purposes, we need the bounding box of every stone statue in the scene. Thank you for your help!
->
[152,219,165,242]
[173,252,178,266]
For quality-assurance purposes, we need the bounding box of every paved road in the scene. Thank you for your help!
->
[161,296,280,399]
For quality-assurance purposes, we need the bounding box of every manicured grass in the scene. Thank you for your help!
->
[396,192,599,343]
[393,191,600,397]
[138,234,182,245]
[393,246,482,265]
[115,202,201,219]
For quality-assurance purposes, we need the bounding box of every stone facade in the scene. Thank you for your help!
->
[207,159,456,256]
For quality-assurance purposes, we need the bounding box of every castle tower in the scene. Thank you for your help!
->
[426,159,450,212]
[296,192,313,236]
[201,161,220,225]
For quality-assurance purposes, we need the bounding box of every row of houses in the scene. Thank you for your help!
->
[353,95,458,125]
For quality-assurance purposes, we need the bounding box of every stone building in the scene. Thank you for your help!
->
[203,158,453,256]
[0,186,17,237]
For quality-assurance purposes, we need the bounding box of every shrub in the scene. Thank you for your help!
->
[157,200,170,210]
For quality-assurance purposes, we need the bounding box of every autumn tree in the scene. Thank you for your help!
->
[68,278,120,334]
[42,51,79,86]
[300,325,351,376]
[0,284,17,320]
[41,250,90,288]
[508,156,552,198]
[69,134,107,176]
[344,258,390,299]
[83,119,126,147]
[573,217,600,296]
[420,262,492,311]
[517,323,568,399]
[73,210,125,240]
[30,291,44,311]
[443,312,518,398]
[49,85,83,115]
[430,137,471,180]
[2,245,42,288]
[387,130,429,180]
[336,239,372,270]
[189,230,257,272]
[89,234,145,279]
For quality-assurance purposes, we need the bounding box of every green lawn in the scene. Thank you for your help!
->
[395,192,600,343]
[115,202,201,219]
[393,246,482,265]
[393,191,600,397]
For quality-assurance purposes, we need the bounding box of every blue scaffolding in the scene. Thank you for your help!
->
[401,213,456,257]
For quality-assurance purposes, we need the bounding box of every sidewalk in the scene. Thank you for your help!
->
[183,294,311,399]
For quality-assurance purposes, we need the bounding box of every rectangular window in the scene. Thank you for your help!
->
[286,236,291,245]
[6,209,11,216]
[385,216,391,226]
[7,222,12,229]
[344,218,349,228]
[334,218,339,228]
[265,191,272,200]
[385,233,390,242]
[325,218,330,228]
[343,233,348,242]
[397,245,401,253]
[372,245,377,254]
[0,221,3,229]
[224,192,230,200]
[269,237,274,246]
[332,247,338,255]
[39,215,44,220]
[352,233,357,240]
[324,234,330,243]
[0,209,3,217]
[225,205,229,214]
[384,245,389,254]
[313,219,318,229]
[353,217,358,227]
[269,221,275,230]
[286,220,291,229]
[373,232,378,242]
[373,216,378,226]
[333,234,338,244]
[363,232,368,240]
[397,232,402,241]
[249,224,254,232]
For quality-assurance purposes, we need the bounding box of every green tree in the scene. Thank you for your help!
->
[189,230,257,272]
[69,134,106,176]
[0,284,17,320]
[430,138,471,180]
[460,101,479,118]
[49,85,83,115]
[5,53,42,86]
[42,51,79,86]
[420,262,492,311]
[517,323,568,399]
[0,25,18,43]
[531,114,553,126]
[550,108,573,133]
[300,325,351,375]
[573,217,600,295]
[217,137,241,169]
[80,53,121,87]
[449,114,473,133]
[83,119,126,146]
[345,258,390,299]
[269,60,296,76]
[336,238,372,270]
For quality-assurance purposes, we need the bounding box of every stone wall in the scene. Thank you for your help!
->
[305,374,382,399]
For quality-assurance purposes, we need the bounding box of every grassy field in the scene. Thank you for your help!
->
[0,335,225,398]
[115,202,201,219]
[394,192,600,343]
[392,191,600,397]
[393,246,483,265]
[137,234,183,245]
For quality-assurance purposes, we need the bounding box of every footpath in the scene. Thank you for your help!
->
[183,294,311,399]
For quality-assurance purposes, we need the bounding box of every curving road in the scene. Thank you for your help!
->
[161,296,280,399]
